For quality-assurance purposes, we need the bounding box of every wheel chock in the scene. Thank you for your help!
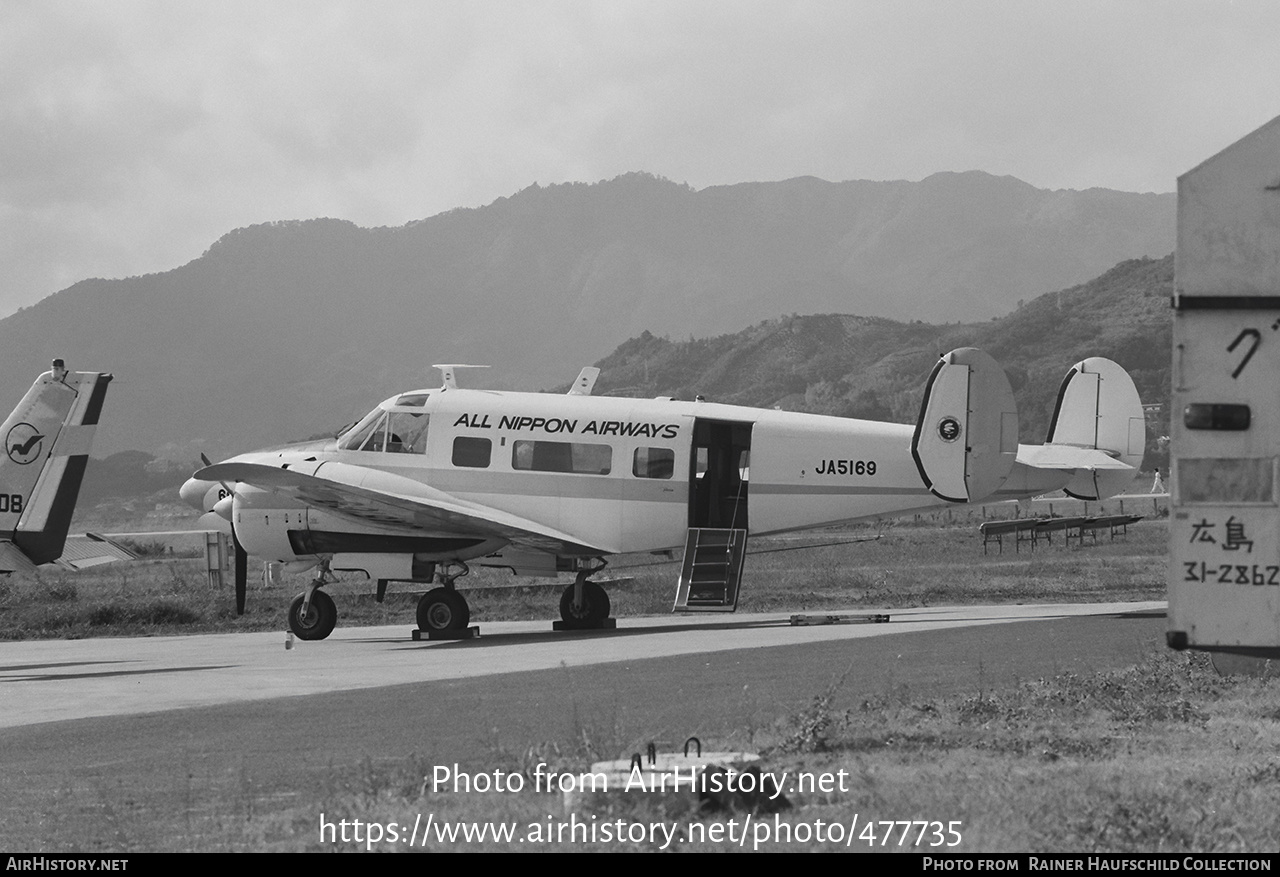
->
[552,617,618,632]
[411,625,480,641]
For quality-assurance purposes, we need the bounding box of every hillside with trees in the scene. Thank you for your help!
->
[589,254,1172,462]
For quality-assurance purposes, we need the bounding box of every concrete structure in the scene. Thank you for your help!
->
[1168,114,1280,656]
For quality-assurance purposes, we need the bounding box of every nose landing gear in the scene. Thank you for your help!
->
[288,562,339,640]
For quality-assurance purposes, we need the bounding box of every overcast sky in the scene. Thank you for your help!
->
[2,0,1277,318]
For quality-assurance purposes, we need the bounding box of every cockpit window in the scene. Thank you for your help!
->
[387,410,430,453]
[395,394,430,408]
[337,408,430,453]
[337,408,384,450]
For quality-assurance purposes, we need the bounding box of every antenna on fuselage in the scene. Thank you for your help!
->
[567,367,600,396]
[432,364,489,390]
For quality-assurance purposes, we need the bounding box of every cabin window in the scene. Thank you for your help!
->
[633,447,675,479]
[512,440,612,475]
[452,437,492,468]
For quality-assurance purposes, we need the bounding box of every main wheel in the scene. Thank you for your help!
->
[417,588,471,632]
[288,590,338,641]
[559,580,610,624]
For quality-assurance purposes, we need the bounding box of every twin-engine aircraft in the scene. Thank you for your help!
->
[0,361,114,572]
[180,349,1145,641]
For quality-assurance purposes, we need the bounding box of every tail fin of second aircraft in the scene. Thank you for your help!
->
[1034,357,1145,500]
[912,347,1020,503]
[0,362,112,569]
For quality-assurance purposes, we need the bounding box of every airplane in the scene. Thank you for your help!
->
[0,360,116,573]
[180,349,1145,641]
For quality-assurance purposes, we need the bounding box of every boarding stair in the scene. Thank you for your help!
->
[673,527,747,612]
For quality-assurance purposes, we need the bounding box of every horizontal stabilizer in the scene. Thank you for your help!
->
[54,533,139,570]
[0,541,37,573]
[1016,444,1134,471]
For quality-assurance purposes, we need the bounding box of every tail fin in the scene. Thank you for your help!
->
[0,362,112,569]
[1033,357,1144,500]
[912,347,1020,502]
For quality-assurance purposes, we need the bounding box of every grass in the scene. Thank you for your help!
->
[0,561,228,639]
[1,496,1168,640]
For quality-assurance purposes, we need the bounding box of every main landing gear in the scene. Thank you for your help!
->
[411,559,616,639]
[288,562,339,641]
[416,561,473,636]
[554,564,614,630]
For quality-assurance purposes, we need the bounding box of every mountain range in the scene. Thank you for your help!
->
[0,171,1174,459]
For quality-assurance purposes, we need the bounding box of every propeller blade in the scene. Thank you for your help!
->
[233,528,247,616]
[211,454,244,614]
[203,452,236,503]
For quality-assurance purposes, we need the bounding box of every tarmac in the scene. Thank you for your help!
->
[1,600,1167,728]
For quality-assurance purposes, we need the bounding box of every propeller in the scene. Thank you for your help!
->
[202,453,247,616]
[232,528,247,616]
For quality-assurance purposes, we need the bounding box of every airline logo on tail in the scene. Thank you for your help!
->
[6,424,44,464]
[936,417,961,443]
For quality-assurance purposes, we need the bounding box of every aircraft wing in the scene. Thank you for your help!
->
[1016,444,1134,471]
[197,461,606,555]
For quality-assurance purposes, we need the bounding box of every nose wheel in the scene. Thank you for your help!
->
[288,589,337,640]
[287,562,339,641]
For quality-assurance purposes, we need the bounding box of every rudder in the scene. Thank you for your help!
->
[912,348,1019,502]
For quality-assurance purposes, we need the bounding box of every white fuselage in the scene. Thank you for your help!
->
[189,387,1073,568]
